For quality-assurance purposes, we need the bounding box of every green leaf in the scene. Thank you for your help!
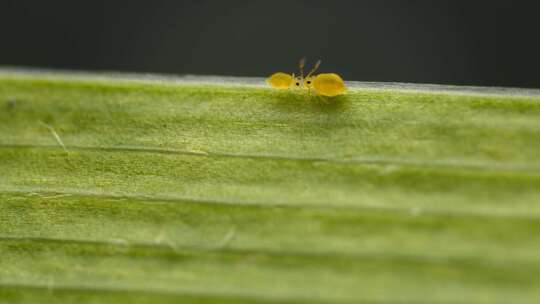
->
[1,69,540,303]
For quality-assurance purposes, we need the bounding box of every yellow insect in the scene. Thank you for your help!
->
[267,58,346,97]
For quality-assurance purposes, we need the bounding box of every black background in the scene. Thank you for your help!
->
[1,0,539,88]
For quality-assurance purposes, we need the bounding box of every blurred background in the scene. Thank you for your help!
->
[1,0,539,88]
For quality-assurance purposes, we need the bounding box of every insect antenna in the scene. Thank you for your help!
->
[299,57,306,79]
[307,59,322,78]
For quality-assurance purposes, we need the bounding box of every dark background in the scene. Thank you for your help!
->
[1,0,539,88]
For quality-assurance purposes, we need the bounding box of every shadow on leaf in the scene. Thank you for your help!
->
[268,91,352,115]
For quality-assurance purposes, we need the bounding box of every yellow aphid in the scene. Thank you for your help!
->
[267,72,293,89]
[312,73,346,97]
[267,58,346,97]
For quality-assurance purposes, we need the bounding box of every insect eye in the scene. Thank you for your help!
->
[307,81,311,84]
[296,82,300,86]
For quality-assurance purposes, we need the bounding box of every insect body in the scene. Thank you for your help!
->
[267,58,346,97]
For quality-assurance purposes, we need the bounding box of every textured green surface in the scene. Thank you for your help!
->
[1,73,540,303]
